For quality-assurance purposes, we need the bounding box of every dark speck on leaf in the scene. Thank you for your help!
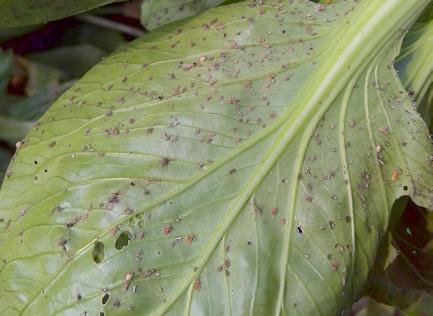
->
[161,157,171,167]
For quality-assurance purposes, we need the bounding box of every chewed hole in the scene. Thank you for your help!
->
[101,293,110,305]
[296,225,304,234]
[100,312,105,316]
[115,231,130,250]
[403,185,408,191]
[92,241,105,263]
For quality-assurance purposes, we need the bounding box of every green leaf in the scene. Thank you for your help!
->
[352,297,407,316]
[1,0,432,315]
[28,45,107,79]
[0,145,12,183]
[0,116,34,144]
[0,49,12,93]
[396,12,433,122]
[364,16,433,314]
[140,0,225,30]
[368,202,433,315]
[2,81,74,121]
[398,10,432,103]
[59,24,127,54]
[0,25,39,42]
[0,0,126,27]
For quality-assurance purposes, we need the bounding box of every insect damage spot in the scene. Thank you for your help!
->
[101,292,110,305]
[115,231,130,250]
[92,241,105,263]
[193,278,201,290]
[161,157,171,167]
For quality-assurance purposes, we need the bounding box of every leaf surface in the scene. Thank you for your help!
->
[0,0,432,315]
[396,11,433,126]
[140,0,225,30]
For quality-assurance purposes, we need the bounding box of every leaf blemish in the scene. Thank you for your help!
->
[115,231,130,250]
[101,292,110,305]
[161,157,171,167]
[92,241,105,264]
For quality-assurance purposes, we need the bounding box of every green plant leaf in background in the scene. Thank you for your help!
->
[367,202,433,316]
[0,49,14,181]
[0,54,72,145]
[396,10,433,126]
[0,48,12,91]
[140,0,225,30]
[0,0,127,27]
[1,0,433,315]
[352,297,407,316]
[362,12,433,315]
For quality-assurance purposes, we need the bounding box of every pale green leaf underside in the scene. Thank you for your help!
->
[140,0,225,30]
[1,1,432,315]
[0,0,126,27]
[396,16,433,125]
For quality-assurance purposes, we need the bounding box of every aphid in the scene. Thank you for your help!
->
[123,272,133,291]
[163,225,173,235]
[161,157,171,167]
[331,260,339,272]
[199,56,207,64]
[391,168,401,181]
[186,234,196,244]
[227,96,240,104]
[193,278,201,290]
[375,144,382,153]
[379,126,389,135]
[57,237,67,251]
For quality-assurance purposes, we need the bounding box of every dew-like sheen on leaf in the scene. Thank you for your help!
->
[1,0,433,315]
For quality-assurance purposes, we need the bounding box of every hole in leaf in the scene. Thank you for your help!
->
[101,293,110,305]
[296,225,304,234]
[403,185,408,191]
[115,231,130,250]
[100,313,105,316]
[92,241,105,263]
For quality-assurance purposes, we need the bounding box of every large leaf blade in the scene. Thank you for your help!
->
[0,0,432,315]
[140,0,225,30]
